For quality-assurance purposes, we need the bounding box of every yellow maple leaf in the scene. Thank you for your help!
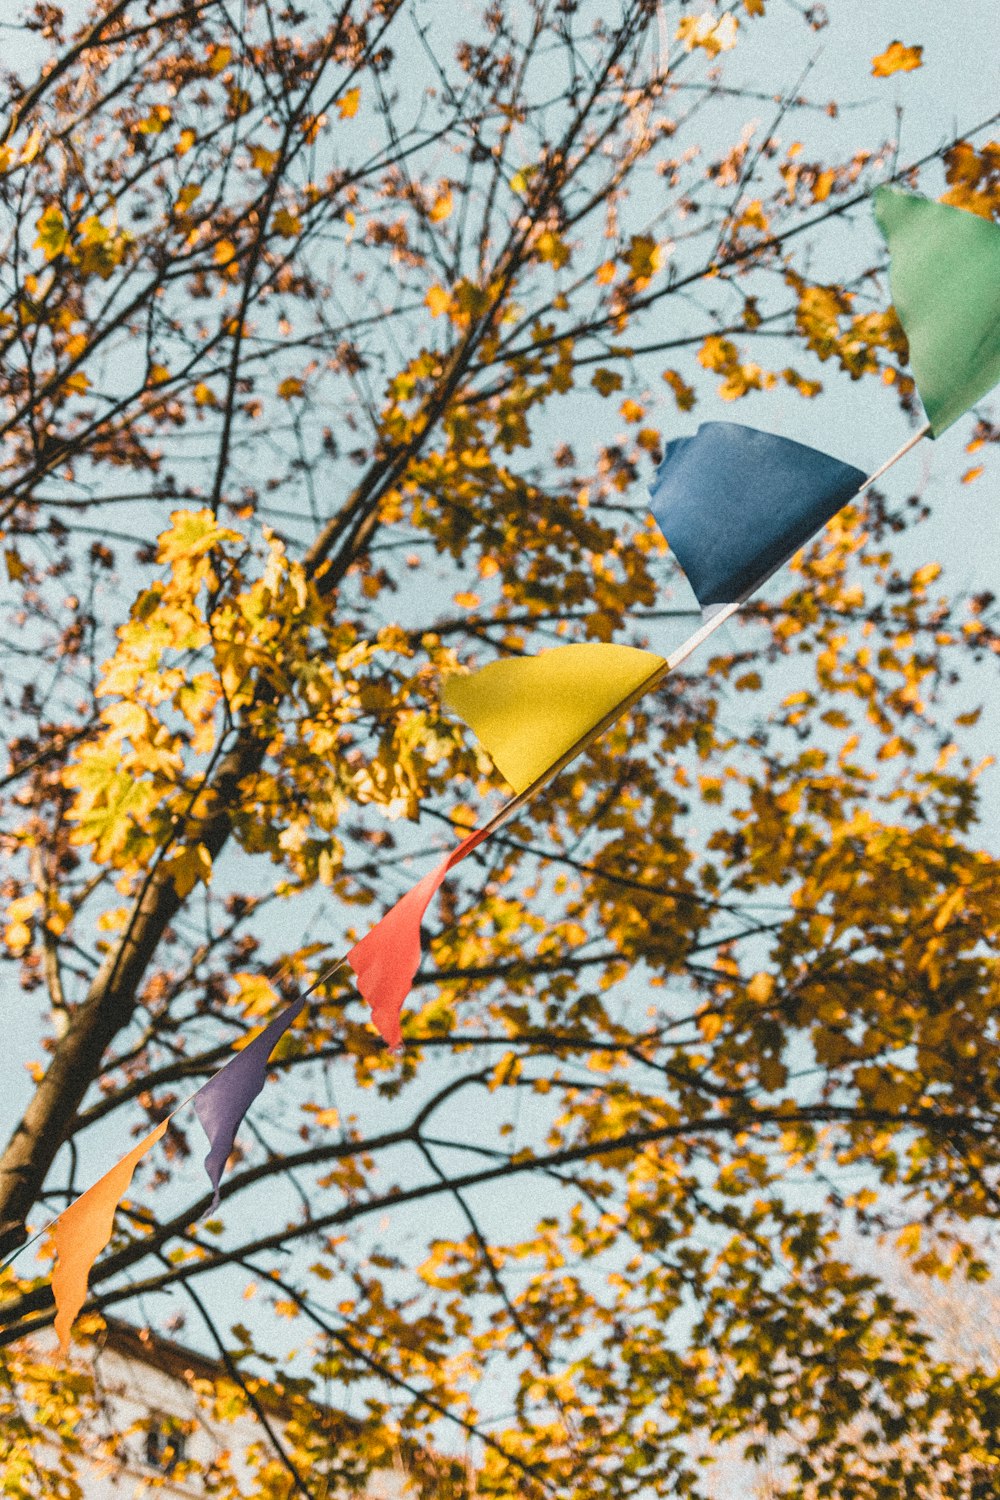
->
[250,143,279,174]
[35,204,68,261]
[338,88,361,120]
[535,230,571,268]
[425,284,452,318]
[163,842,213,899]
[626,234,664,284]
[871,41,923,77]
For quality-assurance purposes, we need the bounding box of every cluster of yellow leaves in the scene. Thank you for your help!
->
[61,501,479,900]
[788,273,910,384]
[62,511,236,890]
[942,139,1000,221]
[0,125,42,175]
[698,334,776,400]
[676,12,738,56]
[34,206,133,280]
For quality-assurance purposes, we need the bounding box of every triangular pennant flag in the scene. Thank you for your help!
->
[874,186,1000,436]
[347,827,486,1049]
[648,422,866,609]
[442,643,666,794]
[193,995,305,1209]
[51,1120,168,1353]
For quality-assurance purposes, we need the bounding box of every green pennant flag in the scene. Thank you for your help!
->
[874,187,1000,437]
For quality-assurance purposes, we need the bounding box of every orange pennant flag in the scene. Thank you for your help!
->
[347,828,485,1049]
[51,1120,168,1353]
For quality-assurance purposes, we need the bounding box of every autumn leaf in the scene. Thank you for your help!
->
[34,205,68,260]
[626,234,664,285]
[426,284,452,317]
[872,41,923,77]
[250,143,279,173]
[337,88,361,119]
[812,169,835,203]
[535,230,571,268]
[663,369,696,410]
[271,207,301,237]
[174,183,202,214]
[676,12,738,56]
[429,188,453,223]
[591,368,624,397]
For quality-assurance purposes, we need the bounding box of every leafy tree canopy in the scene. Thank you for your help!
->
[0,1,999,1495]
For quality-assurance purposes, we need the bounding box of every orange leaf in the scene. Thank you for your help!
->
[811,169,835,203]
[338,88,361,120]
[871,41,923,77]
[426,284,452,318]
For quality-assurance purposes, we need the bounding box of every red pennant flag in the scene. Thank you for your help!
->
[347,828,485,1048]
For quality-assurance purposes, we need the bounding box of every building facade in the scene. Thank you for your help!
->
[24,1318,409,1499]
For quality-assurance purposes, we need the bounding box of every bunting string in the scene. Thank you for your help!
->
[10,179,1000,1352]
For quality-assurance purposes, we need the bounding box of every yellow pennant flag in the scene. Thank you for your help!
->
[442,643,666,793]
[51,1120,168,1353]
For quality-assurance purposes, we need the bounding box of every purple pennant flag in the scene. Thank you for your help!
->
[193,996,305,1209]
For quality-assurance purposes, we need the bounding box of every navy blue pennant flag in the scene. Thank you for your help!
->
[648,422,866,612]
